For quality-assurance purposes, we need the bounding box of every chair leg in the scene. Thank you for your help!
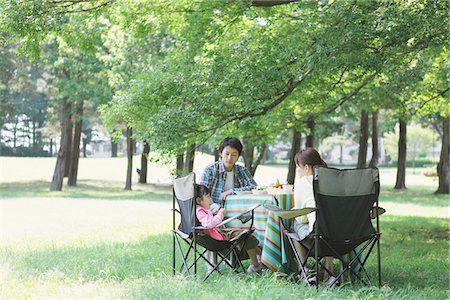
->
[174,235,191,275]
[173,233,176,275]
[288,237,310,284]
[377,234,381,287]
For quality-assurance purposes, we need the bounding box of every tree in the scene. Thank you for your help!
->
[286,127,301,184]
[394,119,407,189]
[435,116,449,194]
[138,142,150,184]
[125,127,133,190]
[368,110,379,168]
[357,110,369,168]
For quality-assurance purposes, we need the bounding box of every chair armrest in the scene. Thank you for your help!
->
[263,204,316,219]
[171,208,180,214]
[194,203,261,230]
[370,206,386,219]
[217,203,261,227]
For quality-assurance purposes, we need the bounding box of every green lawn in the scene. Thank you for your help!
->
[1,179,448,299]
[1,216,448,299]
[0,180,172,201]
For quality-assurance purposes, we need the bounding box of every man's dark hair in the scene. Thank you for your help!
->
[218,137,243,155]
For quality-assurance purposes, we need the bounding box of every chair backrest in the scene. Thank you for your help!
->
[173,172,196,235]
[313,167,380,244]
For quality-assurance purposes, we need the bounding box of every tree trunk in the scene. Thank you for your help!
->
[252,144,266,176]
[139,142,150,183]
[111,137,118,157]
[242,143,254,174]
[357,110,369,168]
[63,108,73,177]
[394,119,407,189]
[68,101,83,186]
[287,128,301,184]
[184,143,196,173]
[176,153,184,175]
[241,141,265,177]
[214,148,220,161]
[435,116,450,194]
[306,118,315,148]
[50,102,71,191]
[125,127,133,190]
[82,138,87,158]
[339,145,343,164]
[368,110,379,168]
[50,138,53,156]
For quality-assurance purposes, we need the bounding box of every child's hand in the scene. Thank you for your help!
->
[219,208,227,215]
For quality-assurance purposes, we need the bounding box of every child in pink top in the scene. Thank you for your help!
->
[195,184,264,273]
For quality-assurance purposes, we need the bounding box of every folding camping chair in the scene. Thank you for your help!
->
[172,172,260,281]
[265,167,385,288]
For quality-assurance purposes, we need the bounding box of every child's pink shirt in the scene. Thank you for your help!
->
[195,205,225,240]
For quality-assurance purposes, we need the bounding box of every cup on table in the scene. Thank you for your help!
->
[282,184,293,194]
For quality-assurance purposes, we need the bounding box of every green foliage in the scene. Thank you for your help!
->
[1,0,448,163]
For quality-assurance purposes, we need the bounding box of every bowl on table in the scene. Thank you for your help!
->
[282,184,294,194]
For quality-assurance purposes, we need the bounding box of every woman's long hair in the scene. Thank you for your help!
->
[294,147,328,168]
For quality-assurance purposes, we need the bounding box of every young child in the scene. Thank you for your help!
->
[195,184,264,273]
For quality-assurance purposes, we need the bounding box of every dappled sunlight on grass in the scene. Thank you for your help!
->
[1,197,173,249]
[0,180,172,201]
[0,175,448,299]
[380,185,448,207]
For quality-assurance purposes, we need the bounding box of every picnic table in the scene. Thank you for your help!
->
[224,193,294,272]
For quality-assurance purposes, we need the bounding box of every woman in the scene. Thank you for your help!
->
[292,147,335,285]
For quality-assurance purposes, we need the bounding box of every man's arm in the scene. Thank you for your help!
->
[234,166,257,192]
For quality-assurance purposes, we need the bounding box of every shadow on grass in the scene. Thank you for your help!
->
[0,180,172,201]
[379,185,447,207]
[2,216,447,292]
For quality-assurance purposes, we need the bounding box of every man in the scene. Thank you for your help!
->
[200,137,258,272]
[200,137,257,205]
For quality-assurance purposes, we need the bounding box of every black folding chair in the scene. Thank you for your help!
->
[265,167,385,288]
[172,172,260,281]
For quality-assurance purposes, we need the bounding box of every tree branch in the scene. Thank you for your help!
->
[194,67,313,134]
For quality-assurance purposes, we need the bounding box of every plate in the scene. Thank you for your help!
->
[234,191,252,195]
[252,189,267,195]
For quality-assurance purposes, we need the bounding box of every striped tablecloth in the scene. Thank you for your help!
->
[224,194,276,244]
[260,194,294,272]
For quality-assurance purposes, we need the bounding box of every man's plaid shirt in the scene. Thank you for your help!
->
[200,160,258,204]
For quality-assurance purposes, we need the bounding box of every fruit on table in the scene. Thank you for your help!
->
[270,179,282,188]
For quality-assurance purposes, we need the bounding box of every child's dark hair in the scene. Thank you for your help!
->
[218,137,243,155]
[195,184,211,202]
[294,147,328,168]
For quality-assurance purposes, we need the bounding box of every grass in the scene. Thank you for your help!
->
[1,183,449,299]
[1,156,448,299]
[1,216,448,299]
[0,179,445,207]
[380,185,448,207]
[0,180,172,201]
